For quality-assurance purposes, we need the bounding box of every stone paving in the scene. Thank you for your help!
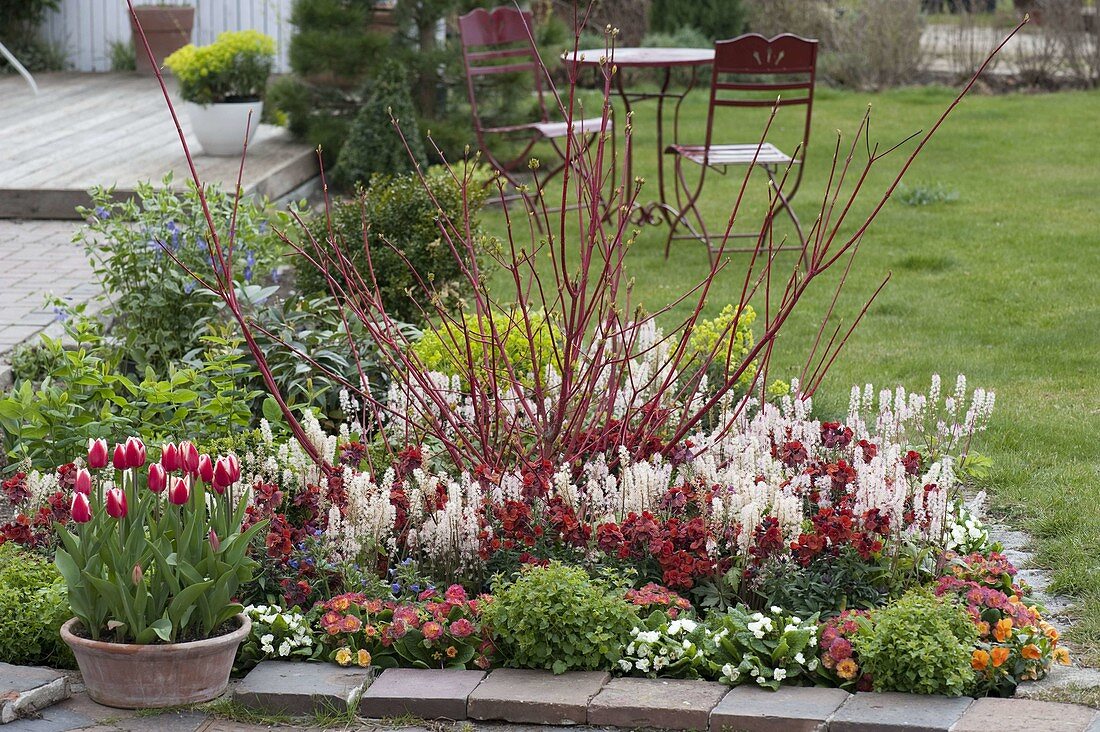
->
[0,220,99,382]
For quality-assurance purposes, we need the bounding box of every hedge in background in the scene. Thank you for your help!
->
[0,543,72,667]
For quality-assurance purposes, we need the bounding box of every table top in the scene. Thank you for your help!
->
[566,47,715,68]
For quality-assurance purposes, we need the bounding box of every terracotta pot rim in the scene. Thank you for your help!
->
[61,614,250,655]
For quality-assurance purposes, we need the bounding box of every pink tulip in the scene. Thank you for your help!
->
[132,564,143,586]
[160,442,180,472]
[148,463,167,493]
[87,438,110,469]
[124,436,146,469]
[227,453,241,483]
[74,468,92,495]
[105,488,127,519]
[197,454,214,484]
[212,457,234,492]
[168,477,190,505]
[71,492,92,523]
[208,530,221,553]
[180,441,200,475]
[112,443,128,471]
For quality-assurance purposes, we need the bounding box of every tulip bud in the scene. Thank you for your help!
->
[87,438,110,470]
[227,453,241,483]
[147,463,168,493]
[208,530,221,553]
[132,563,144,586]
[160,442,180,472]
[112,443,128,471]
[168,477,190,505]
[105,487,128,519]
[74,468,92,495]
[71,492,92,523]
[212,457,234,492]
[180,441,200,475]
[198,454,214,484]
[124,436,146,469]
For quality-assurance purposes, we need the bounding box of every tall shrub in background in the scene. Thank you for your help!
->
[0,0,67,72]
[335,59,427,188]
[649,0,745,41]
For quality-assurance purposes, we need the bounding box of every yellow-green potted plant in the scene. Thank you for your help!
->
[163,30,275,156]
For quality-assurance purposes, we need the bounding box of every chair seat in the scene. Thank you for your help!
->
[533,116,604,139]
[667,142,796,166]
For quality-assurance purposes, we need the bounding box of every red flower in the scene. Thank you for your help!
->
[71,492,92,523]
[902,450,922,476]
[73,468,93,495]
[105,488,127,519]
[450,618,475,638]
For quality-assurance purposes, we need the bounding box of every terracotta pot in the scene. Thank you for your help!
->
[61,615,249,709]
[185,100,264,156]
[130,5,195,76]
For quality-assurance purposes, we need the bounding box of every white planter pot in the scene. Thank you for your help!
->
[185,100,263,157]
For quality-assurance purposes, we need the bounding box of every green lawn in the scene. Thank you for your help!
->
[481,84,1100,660]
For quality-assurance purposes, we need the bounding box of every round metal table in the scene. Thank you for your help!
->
[568,47,714,224]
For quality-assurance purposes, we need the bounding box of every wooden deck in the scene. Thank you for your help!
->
[0,73,318,219]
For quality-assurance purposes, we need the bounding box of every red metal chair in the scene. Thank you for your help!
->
[665,34,819,263]
[457,6,607,199]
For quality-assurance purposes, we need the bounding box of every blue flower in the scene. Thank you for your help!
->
[184,281,195,294]
[52,305,68,323]
[94,206,110,220]
[166,221,180,249]
[244,249,256,283]
[401,557,413,566]
[410,584,420,594]
[391,582,402,594]
[197,237,208,252]
[288,559,300,570]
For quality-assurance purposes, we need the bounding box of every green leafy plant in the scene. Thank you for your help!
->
[335,59,426,188]
[704,605,821,689]
[482,562,639,674]
[897,181,961,206]
[856,589,978,696]
[108,39,136,72]
[75,175,288,371]
[412,306,560,389]
[296,166,493,323]
[649,0,745,41]
[0,310,259,470]
[236,604,319,673]
[55,439,266,643]
[164,30,276,104]
[0,543,72,667]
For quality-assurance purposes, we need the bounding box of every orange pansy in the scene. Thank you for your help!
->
[971,649,990,671]
[991,646,1011,667]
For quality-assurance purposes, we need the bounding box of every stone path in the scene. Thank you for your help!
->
[0,220,99,383]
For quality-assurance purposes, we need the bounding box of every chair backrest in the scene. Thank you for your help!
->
[457,6,548,137]
[705,34,819,167]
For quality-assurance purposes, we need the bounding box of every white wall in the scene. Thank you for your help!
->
[41,0,295,73]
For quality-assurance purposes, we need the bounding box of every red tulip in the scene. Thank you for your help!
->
[124,436,146,469]
[160,442,180,472]
[148,463,167,493]
[227,453,241,483]
[197,454,214,484]
[87,438,109,469]
[74,468,92,495]
[71,492,92,523]
[112,443,127,471]
[168,477,190,505]
[180,441,200,475]
[208,530,221,553]
[105,487,127,519]
[212,457,234,492]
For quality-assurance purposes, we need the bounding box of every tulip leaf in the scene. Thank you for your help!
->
[168,580,213,629]
[151,617,173,643]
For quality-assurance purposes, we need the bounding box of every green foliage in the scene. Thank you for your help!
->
[164,30,276,104]
[0,36,68,74]
[335,59,426,189]
[856,589,978,696]
[108,40,136,72]
[412,307,560,389]
[649,0,745,41]
[0,310,259,470]
[297,166,493,323]
[897,182,961,207]
[683,304,758,391]
[756,551,888,619]
[483,562,639,674]
[704,606,820,689]
[75,175,287,372]
[0,543,72,667]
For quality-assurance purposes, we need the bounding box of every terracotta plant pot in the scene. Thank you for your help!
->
[60,615,250,709]
[130,5,195,76]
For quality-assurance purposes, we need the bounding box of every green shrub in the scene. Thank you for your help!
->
[856,589,977,696]
[75,175,289,372]
[164,30,276,104]
[297,166,493,323]
[335,59,426,189]
[0,308,260,469]
[649,0,745,41]
[412,306,559,389]
[0,543,72,667]
[483,563,639,674]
